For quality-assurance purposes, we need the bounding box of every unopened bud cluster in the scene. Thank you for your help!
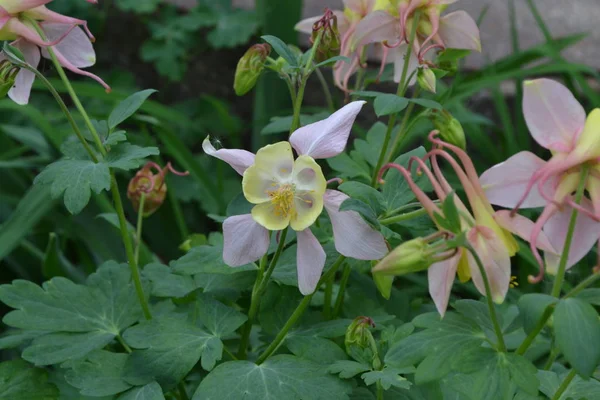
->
[0,60,19,98]
[233,43,271,96]
[311,8,341,63]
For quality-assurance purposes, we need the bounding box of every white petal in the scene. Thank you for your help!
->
[223,214,269,266]
[297,228,326,295]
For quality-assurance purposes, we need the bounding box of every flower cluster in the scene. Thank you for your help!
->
[204,102,388,294]
[0,0,108,104]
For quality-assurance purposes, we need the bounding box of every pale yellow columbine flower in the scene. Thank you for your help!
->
[242,141,327,231]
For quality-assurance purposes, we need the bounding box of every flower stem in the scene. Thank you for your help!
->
[323,274,333,319]
[371,12,421,187]
[379,207,428,225]
[290,31,324,133]
[551,166,589,297]
[238,229,288,358]
[117,334,132,353]
[385,87,421,165]
[134,193,146,266]
[376,383,384,400]
[552,369,577,400]
[516,304,554,355]
[178,383,190,400]
[256,255,346,364]
[564,271,600,299]
[111,174,152,320]
[465,244,506,352]
[332,262,351,318]
[315,67,335,112]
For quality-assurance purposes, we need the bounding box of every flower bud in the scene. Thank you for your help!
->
[345,316,380,367]
[233,43,271,96]
[311,9,341,63]
[417,67,436,93]
[372,238,434,276]
[432,110,466,150]
[0,60,18,98]
[127,162,189,217]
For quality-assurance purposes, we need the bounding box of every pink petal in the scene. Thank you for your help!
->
[323,190,388,260]
[3,0,51,14]
[222,214,269,267]
[202,136,255,176]
[391,43,419,85]
[289,101,365,159]
[479,151,549,208]
[494,210,556,253]
[543,200,600,273]
[467,227,511,304]
[296,228,326,295]
[428,251,461,317]
[41,24,95,68]
[522,79,586,152]
[352,10,399,48]
[438,11,481,51]
[5,40,40,105]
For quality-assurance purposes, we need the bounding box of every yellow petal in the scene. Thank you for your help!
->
[292,155,327,196]
[290,192,324,231]
[242,141,294,204]
[575,108,600,159]
[251,201,291,231]
[456,250,471,283]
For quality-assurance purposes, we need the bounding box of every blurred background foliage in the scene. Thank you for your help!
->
[0,0,598,307]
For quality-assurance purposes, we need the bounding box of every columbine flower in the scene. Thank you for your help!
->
[378,131,555,315]
[353,0,481,84]
[0,0,109,104]
[480,78,600,281]
[203,101,388,294]
[295,0,389,91]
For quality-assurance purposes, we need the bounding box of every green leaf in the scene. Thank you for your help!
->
[327,152,370,181]
[409,98,443,110]
[34,159,111,214]
[0,359,58,399]
[196,293,247,337]
[328,360,371,379]
[0,262,145,365]
[381,147,430,213]
[143,263,196,298]
[517,293,557,334]
[287,336,347,364]
[440,192,461,233]
[576,288,600,306]
[64,350,132,397]
[339,198,380,230]
[118,382,165,400]
[261,35,298,66]
[339,182,386,215]
[374,94,409,117]
[192,355,351,400]
[123,317,219,389]
[538,370,600,400]
[105,131,128,147]
[554,298,600,378]
[108,89,157,129]
[361,367,412,390]
[105,143,160,171]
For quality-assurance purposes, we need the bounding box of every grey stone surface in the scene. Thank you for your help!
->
[196,0,599,69]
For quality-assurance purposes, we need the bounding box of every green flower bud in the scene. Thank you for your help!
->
[417,67,436,93]
[372,238,435,276]
[233,43,271,96]
[345,316,380,367]
[0,60,18,98]
[432,110,466,150]
[311,9,341,63]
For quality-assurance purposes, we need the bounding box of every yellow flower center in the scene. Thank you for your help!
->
[267,183,297,218]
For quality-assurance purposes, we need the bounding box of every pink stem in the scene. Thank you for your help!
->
[407,156,447,201]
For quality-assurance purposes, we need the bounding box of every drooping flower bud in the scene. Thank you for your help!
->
[127,162,189,217]
[431,110,466,150]
[0,60,19,98]
[372,238,433,276]
[311,8,341,63]
[417,66,436,93]
[345,316,381,368]
[233,43,271,96]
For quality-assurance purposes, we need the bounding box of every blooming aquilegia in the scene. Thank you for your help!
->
[0,0,109,104]
[203,101,388,294]
[480,78,600,282]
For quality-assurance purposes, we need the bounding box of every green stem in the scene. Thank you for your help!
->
[543,345,558,370]
[24,66,98,162]
[332,263,351,318]
[111,174,152,320]
[29,21,106,156]
[379,207,428,225]
[178,382,190,400]
[290,31,323,133]
[222,346,239,361]
[465,245,506,352]
[315,67,335,112]
[376,383,384,400]
[256,255,346,364]
[323,274,333,319]
[370,12,420,187]
[551,166,589,297]
[516,304,554,355]
[552,369,577,400]
[117,334,132,353]
[385,87,421,165]
[564,272,600,299]
[257,228,288,295]
[134,193,146,266]
[166,182,189,241]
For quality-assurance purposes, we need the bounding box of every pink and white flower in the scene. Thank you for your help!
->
[203,101,388,295]
[0,0,109,104]
[480,78,600,281]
